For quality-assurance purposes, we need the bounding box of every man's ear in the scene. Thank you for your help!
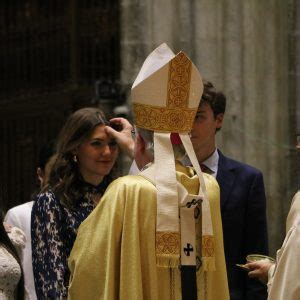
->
[136,133,146,153]
[216,113,224,130]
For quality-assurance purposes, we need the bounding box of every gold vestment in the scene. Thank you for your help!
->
[68,164,229,300]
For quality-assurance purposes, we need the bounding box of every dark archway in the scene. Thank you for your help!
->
[0,0,120,211]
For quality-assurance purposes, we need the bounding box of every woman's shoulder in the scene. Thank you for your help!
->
[34,189,60,207]
[31,189,63,222]
[36,188,56,200]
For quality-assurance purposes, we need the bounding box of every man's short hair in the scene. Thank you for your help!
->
[201,80,226,118]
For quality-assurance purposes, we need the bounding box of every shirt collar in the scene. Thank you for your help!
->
[202,148,219,177]
[180,148,219,178]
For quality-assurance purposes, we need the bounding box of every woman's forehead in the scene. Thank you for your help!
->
[89,124,107,139]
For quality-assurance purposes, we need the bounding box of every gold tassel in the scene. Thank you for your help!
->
[201,257,216,272]
[156,254,180,268]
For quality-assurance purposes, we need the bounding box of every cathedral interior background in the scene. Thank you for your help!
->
[0,0,121,212]
[0,0,300,255]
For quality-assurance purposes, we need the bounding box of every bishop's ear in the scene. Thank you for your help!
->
[136,133,146,153]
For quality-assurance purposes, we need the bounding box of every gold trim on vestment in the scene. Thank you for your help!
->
[133,51,196,132]
[156,231,180,255]
[202,235,215,257]
[132,103,196,132]
[167,52,192,109]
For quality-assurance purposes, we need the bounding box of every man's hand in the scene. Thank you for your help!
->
[246,260,274,284]
[105,118,134,159]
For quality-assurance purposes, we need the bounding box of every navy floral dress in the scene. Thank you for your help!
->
[31,189,95,299]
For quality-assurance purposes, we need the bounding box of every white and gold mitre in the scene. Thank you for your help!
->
[131,43,203,132]
[132,43,215,271]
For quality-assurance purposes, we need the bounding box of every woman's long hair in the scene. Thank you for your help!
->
[0,214,24,300]
[47,107,118,209]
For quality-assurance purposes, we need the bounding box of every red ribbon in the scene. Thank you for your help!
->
[170,133,182,145]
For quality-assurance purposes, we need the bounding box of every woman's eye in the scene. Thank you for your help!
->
[91,141,104,147]
[90,140,118,148]
[109,140,118,147]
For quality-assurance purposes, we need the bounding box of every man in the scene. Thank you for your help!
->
[190,81,268,299]
[68,44,229,299]
[5,141,56,300]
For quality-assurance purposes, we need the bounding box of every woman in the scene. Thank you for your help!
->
[5,140,56,300]
[0,214,25,300]
[31,107,132,299]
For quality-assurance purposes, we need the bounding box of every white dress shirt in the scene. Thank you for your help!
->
[201,149,219,178]
[181,148,219,178]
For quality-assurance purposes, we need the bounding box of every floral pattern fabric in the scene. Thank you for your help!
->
[31,190,95,299]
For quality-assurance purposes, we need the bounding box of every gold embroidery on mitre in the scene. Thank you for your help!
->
[132,52,197,132]
[202,235,215,257]
[133,103,196,132]
[156,231,180,255]
[167,52,192,109]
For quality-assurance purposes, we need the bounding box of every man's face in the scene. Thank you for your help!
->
[190,102,224,154]
[132,128,145,170]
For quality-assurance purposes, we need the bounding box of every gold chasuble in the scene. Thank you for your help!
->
[68,163,229,300]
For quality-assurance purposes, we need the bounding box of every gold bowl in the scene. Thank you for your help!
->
[246,254,275,263]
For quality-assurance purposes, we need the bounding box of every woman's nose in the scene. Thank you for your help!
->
[101,144,118,157]
[101,144,112,156]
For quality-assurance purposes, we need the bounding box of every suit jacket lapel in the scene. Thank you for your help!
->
[216,150,235,211]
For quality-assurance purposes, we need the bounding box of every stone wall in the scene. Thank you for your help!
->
[120,0,299,255]
[288,0,300,221]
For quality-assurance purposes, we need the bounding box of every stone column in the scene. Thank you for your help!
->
[287,0,300,219]
[120,0,293,254]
